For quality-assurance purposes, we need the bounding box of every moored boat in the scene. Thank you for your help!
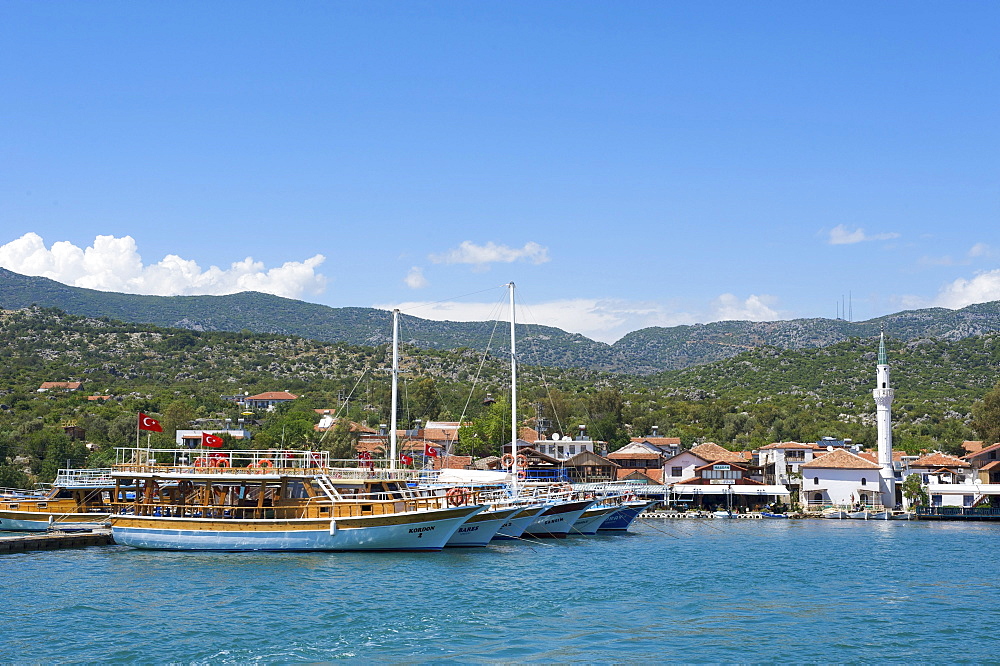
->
[822,507,848,519]
[445,505,521,547]
[523,498,597,538]
[597,499,659,532]
[108,448,486,552]
[493,504,547,540]
[571,504,619,535]
[0,469,120,532]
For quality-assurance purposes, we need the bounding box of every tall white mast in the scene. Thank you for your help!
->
[873,330,895,508]
[390,308,399,471]
[509,282,519,494]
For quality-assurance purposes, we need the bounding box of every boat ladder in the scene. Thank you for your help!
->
[313,476,340,502]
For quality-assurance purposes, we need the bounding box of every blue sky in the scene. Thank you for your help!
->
[2,2,998,342]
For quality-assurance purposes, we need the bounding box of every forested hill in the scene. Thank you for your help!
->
[1,307,999,468]
[4,267,1000,374]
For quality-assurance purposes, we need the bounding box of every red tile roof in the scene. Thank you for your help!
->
[800,449,880,470]
[963,441,984,454]
[910,452,971,469]
[759,441,820,450]
[689,442,747,464]
[631,436,681,446]
[247,391,298,400]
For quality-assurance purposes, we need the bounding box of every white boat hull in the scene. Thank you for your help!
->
[0,511,111,532]
[492,505,546,540]
[572,506,619,535]
[445,506,520,547]
[524,500,596,538]
[111,505,484,552]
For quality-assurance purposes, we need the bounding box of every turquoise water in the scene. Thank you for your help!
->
[2,519,998,663]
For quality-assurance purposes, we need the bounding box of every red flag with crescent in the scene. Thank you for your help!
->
[424,443,438,458]
[138,413,163,432]
[400,453,414,465]
[202,432,224,448]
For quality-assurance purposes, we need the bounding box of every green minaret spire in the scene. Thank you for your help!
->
[878,330,887,365]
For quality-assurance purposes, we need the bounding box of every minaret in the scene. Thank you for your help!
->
[873,331,895,508]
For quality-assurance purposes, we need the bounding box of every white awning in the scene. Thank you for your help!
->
[436,469,510,484]
[669,484,790,496]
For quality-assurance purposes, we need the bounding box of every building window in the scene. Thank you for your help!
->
[569,445,576,455]
[964,495,974,508]
[813,477,818,485]
[860,478,867,486]
[932,494,942,507]
[671,466,682,477]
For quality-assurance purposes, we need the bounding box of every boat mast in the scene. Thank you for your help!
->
[509,282,518,494]
[390,308,399,471]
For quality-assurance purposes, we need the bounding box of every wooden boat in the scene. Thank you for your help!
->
[108,448,485,552]
[846,510,870,519]
[822,507,848,519]
[0,469,120,532]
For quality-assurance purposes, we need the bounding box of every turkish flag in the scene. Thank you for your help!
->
[138,413,163,432]
[202,432,224,448]
[400,454,414,465]
[424,443,438,458]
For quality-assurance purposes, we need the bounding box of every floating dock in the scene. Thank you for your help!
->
[0,528,114,554]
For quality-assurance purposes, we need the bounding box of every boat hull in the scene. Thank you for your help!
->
[111,505,485,552]
[445,506,520,547]
[572,506,619,535]
[0,510,111,532]
[492,505,546,540]
[597,501,658,532]
[523,499,596,538]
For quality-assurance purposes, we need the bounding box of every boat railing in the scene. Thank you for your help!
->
[916,506,1000,518]
[53,468,117,487]
[115,447,332,472]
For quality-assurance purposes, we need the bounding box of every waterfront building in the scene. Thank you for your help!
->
[670,461,790,511]
[607,442,667,483]
[800,449,883,509]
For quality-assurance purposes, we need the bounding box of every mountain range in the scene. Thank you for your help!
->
[4,267,1000,375]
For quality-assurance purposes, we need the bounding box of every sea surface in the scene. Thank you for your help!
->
[2,518,998,663]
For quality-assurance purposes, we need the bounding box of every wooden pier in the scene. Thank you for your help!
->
[0,528,114,554]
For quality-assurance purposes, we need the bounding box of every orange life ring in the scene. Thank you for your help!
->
[446,487,467,506]
[212,457,230,468]
[517,469,527,480]
[194,457,210,468]
[516,454,528,468]
[258,459,273,469]
[500,453,515,469]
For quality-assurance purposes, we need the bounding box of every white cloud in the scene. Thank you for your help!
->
[377,294,781,343]
[968,242,992,258]
[711,293,780,321]
[404,266,428,289]
[0,233,327,299]
[827,225,900,245]
[932,269,1000,309]
[429,241,550,270]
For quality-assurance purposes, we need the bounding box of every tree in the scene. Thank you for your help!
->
[458,396,511,458]
[901,473,928,509]
[971,381,1000,444]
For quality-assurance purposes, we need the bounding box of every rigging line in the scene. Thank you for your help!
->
[634,516,684,539]
[317,367,369,445]
[509,299,568,436]
[455,291,508,429]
